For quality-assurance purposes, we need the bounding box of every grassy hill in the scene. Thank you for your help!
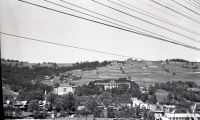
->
[69,61,200,86]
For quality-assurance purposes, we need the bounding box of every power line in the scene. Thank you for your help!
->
[16,0,200,51]
[191,0,200,10]
[170,0,200,17]
[59,0,200,47]
[44,0,144,35]
[183,0,200,12]
[189,0,200,8]
[93,0,200,44]
[159,0,200,20]
[136,0,177,18]
[59,0,154,35]
[149,0,200,24]
[110,0,200,37]
[0,32,132,58]
[45,0,200,50]
[193,0,200,5]
[46,0,178,44]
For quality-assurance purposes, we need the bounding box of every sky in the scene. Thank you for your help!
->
[1,0,200,63]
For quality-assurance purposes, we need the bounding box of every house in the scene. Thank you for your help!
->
[154,111,165,120]
[188,88,200,92]
[13,101,29,111]
[153,109,200,120]
[131,97,143,107]
[53,83,76,95]
[94,79,131,90]
[131,97,157,110]
[158,113,200,120]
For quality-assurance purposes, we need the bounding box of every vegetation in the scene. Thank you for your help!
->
[151,81,200,108]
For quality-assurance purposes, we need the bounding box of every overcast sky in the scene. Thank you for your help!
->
[1,0,200,63]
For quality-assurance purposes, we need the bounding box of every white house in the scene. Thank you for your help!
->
[53,83,76,95]
[154,112,200,120]
[131,97,143,107]
[131,97,157,111]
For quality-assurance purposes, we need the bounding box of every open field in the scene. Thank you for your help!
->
[70,61,200,86]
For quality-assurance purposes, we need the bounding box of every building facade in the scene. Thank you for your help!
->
[53,84,76,95]
[94,79,131,90]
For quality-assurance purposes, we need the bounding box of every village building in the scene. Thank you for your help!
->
[53,83,76,95]
[131,97,157,110]
[155,112,200,120]
[94,79,131,90]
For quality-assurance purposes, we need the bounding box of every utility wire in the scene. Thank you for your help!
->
[149,0,200,24]
[110,0,200,37]
[0,32,131,58]
[59,0,200,46]
[46,0,179,44]
[189,0,200,8]
[59,0,155,35]
[93,0,200,44]
[159,0,200,20]
[136,0,177,18]
[159,0,200,22]
[191,0,200,9]
[193,0,200,5]
[183,0,200,11]
[170,0,200,17]
[44,0,144,35]
[16,0,200,51]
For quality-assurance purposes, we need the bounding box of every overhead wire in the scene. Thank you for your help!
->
[183,0,200,11]
[45,0,179,44]
[109,0,200,37]
[0,32,132,58]
[191,0,200,9]
[43,0,145,35]
[193,0,200,5]
[136,0,177,18]
[58,0,200,46]
[189,0,200,8]
[159,0,200,21]
[149,0,200,24]
[167,0,200,17]
[92,0,200,44]
[8,0,200,51]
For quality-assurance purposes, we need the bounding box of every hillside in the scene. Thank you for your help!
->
[1,58,200,87]
[65,60,200,86]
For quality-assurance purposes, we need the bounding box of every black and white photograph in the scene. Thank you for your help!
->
[1,0,200,119]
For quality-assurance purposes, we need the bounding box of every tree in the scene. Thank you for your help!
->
[85,98,98,114]
[17,90,44,101]
[61,92,77,115]
[147,111,155,120]
[28,100,39,112]
[46,93,58,105]
[97,92,114,107]
[149,94,157,104]
[141,93,149,102]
